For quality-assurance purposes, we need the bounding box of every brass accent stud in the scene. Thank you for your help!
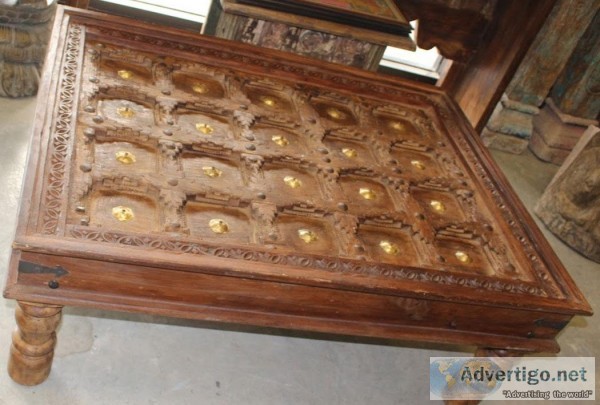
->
[326,107,346,120]
[209,218,229,234]
[359,187,376,200]
[195,123,214,135]
[192,83,208,94]
[389,121,405,131]
[115,151,136,164]
[112,206,134,222]
[298,229,317,244]
[117,70,133,80]
[379,240,399,255]
[411,160,426,170]
[117,106,135,118]
[272,135,289,146]
[430,200,445,213]
[260,96,277,107]
[455,251,472,264]
[284,176,302,189]
[342,148,357,158]
[202,166,222,178]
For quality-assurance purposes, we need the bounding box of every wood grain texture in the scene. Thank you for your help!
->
[549,7,600,120]
[8,301,62,386]
[535,126,600,262]
[0,0,56,97]
[506,0,599,108]
[448,0,557,132]
[399,0,494,62]
[219,0,415,49]
[2,5,591,385]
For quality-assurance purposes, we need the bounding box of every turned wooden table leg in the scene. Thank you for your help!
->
[444,347,526,405]
[8,301,63,386]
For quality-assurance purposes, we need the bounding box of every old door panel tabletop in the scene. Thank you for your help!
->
[3,7,591,387]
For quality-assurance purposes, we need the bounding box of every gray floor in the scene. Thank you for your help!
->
[0,96,597,405]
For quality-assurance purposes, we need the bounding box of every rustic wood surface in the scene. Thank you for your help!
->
[549,7,600,120]
[3,6,591,387]
[535,126,600,262]
[7,301,63,386]
[447,0,556,132]
[209,3,386,70]
[0,0,56,97]
[506,0,599,108]
[219,0,415,50]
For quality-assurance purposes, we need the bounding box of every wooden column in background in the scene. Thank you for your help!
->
[480,0,598,154]
[0,0,56,97]
[530,9,600,164]
[445,0,556,133]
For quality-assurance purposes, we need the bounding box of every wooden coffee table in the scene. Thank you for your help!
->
[4,7,591,392]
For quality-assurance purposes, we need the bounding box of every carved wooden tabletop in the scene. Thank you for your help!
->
[3,6,591,388]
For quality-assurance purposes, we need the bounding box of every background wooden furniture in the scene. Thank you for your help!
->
[0,0,56,97]
[202,0,415,71]
[535,125,600,263]
[4,7,591,391]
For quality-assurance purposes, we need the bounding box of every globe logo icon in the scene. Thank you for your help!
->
[430,358,504,400]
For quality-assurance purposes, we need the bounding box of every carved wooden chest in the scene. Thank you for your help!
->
[3,7,591,387]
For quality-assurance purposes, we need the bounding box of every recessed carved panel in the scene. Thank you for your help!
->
[411,188,466,223]
[94,141,158,174]
[181,152,243,187]
[312,102,357,126]
[262,164,322,204]
[252,126,308,154]
[89,191,159,233]
[99,99,155,127]
[390,148,442,178]
[323,136,374,165]
[172,73,225,98]
[339,176,395,212]
[275,213,337,255]
[175,111,231,140]
[378,116,422,139]
[435,239,494,276]
[185,202,251,243]
[357,224,420,266]
[99,59,152,85]
[22,16,585,306]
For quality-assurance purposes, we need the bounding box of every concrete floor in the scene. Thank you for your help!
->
[0,96,597,405]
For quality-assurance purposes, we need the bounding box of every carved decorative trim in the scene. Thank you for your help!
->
[69,227,546,297]
[435,104,564,298]
[41,24,83,235]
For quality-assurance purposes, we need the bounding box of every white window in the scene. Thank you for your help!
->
[100,0,211,23]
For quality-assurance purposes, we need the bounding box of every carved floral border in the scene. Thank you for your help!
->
[70,227,546,296]
[41,24,82,235]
